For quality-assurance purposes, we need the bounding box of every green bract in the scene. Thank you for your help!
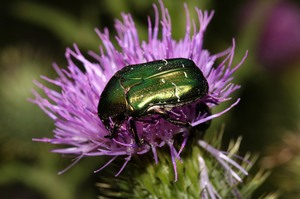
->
[98,58,209,144]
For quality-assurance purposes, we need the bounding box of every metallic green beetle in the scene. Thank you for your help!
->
[98,58,209,145]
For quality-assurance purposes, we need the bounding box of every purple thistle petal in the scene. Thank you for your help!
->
[94,156,118,173]
[115,155,132,177]
[168,140,179,182]
[192,98,240,127]
[198,140,248,184]
[57,154,84,175]
[198,156,221,199]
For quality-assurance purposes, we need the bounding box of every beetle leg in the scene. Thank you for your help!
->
[163,114,191,127]
[134,117,157,124]
[154,109,190,127]
[128,119,143,146]
[104,119,123,139]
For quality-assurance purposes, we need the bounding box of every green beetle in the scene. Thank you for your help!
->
[98,58,209,145]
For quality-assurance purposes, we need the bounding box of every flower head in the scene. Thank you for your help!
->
[32,0,247,184]
[257,1,300,69]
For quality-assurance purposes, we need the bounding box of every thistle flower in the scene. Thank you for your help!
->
[257,1,300,69]
[31,0,248,197]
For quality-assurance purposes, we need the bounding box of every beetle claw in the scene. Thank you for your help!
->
[104,134,113,139]
[136,138,144,146]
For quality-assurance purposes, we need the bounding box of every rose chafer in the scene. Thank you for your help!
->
[98,58,209,145]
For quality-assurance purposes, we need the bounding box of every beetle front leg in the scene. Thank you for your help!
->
[104,118,123,139]
[128,119,143,146]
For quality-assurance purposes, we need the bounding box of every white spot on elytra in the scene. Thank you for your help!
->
[171,82,180,102]
[162,59,168,65]
[183,72,188,78]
